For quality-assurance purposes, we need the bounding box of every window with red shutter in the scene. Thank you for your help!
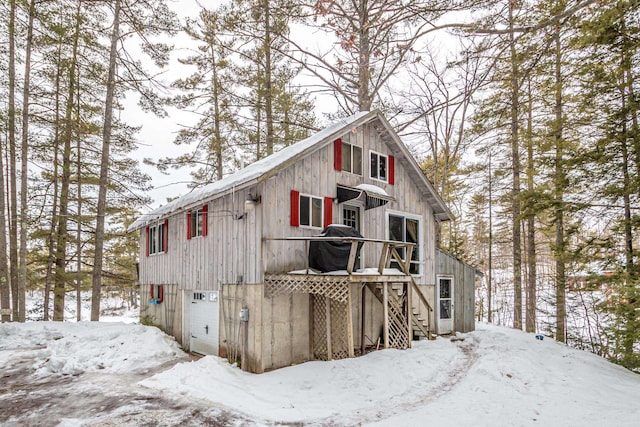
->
[389,155,395,185]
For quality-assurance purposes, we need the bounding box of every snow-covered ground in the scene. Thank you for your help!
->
[1,322,638,426]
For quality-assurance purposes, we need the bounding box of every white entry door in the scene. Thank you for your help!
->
[437,276,454,334]
[189,290,219,355]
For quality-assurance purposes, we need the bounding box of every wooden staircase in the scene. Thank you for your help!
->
[366,244,435,341]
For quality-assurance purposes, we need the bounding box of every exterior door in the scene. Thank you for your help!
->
[437,276,454,334]
[341,204,362,268]
[189,290,219,355]
[341,204,361,232]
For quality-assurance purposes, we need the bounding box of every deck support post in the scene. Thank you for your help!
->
[383,283,389,349]
[347,286,355,357]
[406,282,412,348]
[361,284,366,355]
[325,296,332,360]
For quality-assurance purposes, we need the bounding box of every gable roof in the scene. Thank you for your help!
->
[129,110,451,231]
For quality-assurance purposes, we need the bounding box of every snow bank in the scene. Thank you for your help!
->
[141,324,640,426]
[0,322,181,376]
[141,336,472,423]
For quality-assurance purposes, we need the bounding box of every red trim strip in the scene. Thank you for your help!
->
[163,219,168,253]
[202,204,208,237]
[290,190,300,227]
[149,284,154,299]
[186,212,192,240]
[145,227,150,257]
[334,139,342,171]
[324,197,333,228]
[389,155,395,185]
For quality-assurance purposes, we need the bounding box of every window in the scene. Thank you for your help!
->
[291,190,332,228]
[187,205,208,239]
[149,284,163,304]
[341,142,362,175]
[388,213,421,274]
[146,220,167,256]
[300,194,323,228]
[370,151,388,182]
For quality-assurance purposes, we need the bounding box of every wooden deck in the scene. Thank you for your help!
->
[263,236,434,361]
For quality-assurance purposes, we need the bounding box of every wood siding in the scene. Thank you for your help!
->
[261,120,437,285]
[136,116,454,369]
[435,248,477,333]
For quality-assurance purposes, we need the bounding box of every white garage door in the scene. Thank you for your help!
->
[189,290,219,355]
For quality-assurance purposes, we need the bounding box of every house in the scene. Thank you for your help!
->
[129,110,476,373]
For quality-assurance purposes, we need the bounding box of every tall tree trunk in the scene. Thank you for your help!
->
[76,71,83,322]
[92,0,122,321]
[53,2,82,321]
[210,44,223,181]
[263,0,274,156]
[554,26,566,343]
[0,136,9,322]
[509,0,522,330]
[18,0,36,323]
[488,150,493,323]
[44,50,63,321]
[357,0,371,110]
[526,79,536,333]
[8,0,19,322]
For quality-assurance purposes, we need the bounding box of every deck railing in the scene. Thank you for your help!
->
[263,235,433,340]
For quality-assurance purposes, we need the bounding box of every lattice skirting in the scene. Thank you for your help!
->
[265,274,350,302]
[386,285,410,350]
[312,294,350,361]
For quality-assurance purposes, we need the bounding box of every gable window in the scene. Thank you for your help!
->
[341,142,363,175]
[146,220,168,256]
[370,151,388,182]
[187,205,208,239]
[388,213,421,274]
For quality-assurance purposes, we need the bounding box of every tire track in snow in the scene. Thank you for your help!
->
[316,336,480,427]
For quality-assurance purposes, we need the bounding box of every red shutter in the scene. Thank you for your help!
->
[158,285,164,303]
[149,284,154,299]
[163,219,168,253]
[388,155,395,185]
[145,226,150,257]
[186,211,192,240]
[324,197,333,228]
[202,204,208,236]
[334,138,342,171]
[290,190,300,227]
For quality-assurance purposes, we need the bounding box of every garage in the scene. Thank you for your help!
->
[189,290,219,355]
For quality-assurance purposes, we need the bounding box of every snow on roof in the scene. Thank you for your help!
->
[129,111,372,231]
[355,183,390,197]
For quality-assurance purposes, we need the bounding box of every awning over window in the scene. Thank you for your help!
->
[336,184,396,210]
